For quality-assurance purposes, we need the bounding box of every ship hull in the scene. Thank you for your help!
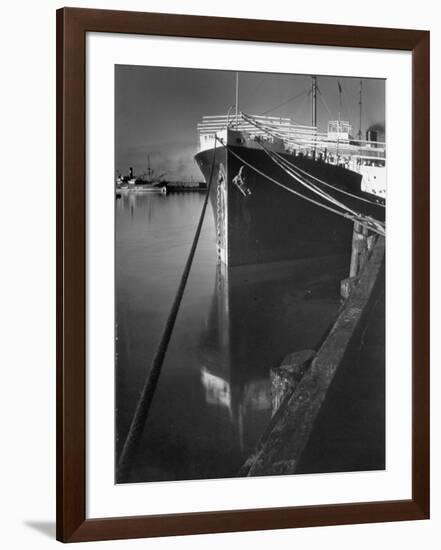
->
[195,145,384,266]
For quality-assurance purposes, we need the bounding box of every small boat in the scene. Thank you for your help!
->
[127,180,167,193]
[116,157,168,194]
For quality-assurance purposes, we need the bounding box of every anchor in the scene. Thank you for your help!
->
[232,166,251,197]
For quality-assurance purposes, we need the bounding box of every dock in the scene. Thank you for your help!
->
[239,225,385,477]
[166,181,207,193]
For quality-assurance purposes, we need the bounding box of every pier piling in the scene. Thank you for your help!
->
[271,350,315,416]
[341,222,377,299]
[239,234,385,478]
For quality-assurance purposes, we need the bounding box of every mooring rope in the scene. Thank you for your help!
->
[256,140,386,236]
[237,113,385,235]
[241,111,385,208]
[259,141,361,217]
[261,143,385,235]
[117,141,218,478]
[216,136,384,236]
[271,146,385,208]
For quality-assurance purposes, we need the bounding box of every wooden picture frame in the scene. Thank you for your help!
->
[56,7,430,542]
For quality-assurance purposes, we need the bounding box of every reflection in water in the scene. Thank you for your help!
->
[116,192,347,483]
[198,263,273,455]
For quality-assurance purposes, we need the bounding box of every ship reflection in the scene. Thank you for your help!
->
[197,255,347,460]
[198,264,273,456]
[116,190,166,221]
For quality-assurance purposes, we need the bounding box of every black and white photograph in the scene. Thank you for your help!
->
[0,0,435,546]
[114,65,386,484]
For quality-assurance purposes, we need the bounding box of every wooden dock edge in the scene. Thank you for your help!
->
[239,235,385,477]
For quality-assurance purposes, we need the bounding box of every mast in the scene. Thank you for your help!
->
[358,80,363,140]
[337,80,342,159]
[311,76,317,158]
[235,72,239,127]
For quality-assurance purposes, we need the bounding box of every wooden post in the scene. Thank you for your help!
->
[359,223,370,272]
[349,222,362,277]
[270,350,315,416]
[342,222,375,299]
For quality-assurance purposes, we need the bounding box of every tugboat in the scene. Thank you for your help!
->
[116,156,167,194]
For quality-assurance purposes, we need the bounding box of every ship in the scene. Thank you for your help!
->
[194,76,385,266]
[116,156,167,194]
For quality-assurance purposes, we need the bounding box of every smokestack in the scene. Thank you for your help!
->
[366,123,385,145]
[129,167,133,178]
[366,129,378,142]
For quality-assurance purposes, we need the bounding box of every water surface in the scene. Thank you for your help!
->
[115,191,347,483]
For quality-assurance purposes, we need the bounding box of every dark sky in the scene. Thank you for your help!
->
[115,65,385,181]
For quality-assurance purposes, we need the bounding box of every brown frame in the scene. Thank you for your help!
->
[56,7,430,543]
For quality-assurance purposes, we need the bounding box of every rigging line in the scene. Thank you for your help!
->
[240,112,308,148]
[318,89,334,121]
[259,143,362,218]
[242,112,385,212]
[216,136,347,217]
[341,81,363,122]
[242,113,335,157]
[242,114,384,169]
[270,148,385,208]
[337,82,355,124]
[263,147,385,233]
[311,84,328,134]
[242,112,326,153]
[289,93,313,127]
[267,147,385,234]
[241,74,268,110]
[259,143,349,207]
[260,87,309,116]
[215,136,384,236]
[116,141,218,478]
[239,137,384,235]
[343,84,360,101]
[237,115,384,227]
[255,137,385,233]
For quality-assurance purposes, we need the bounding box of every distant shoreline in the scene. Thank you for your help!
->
[166,186,206,193]
[115,185,207,196]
